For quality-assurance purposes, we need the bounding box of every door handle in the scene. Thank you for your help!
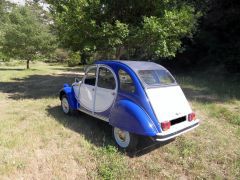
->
[92,88,95,91]
[112,92,116,96]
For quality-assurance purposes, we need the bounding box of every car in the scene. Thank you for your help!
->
[59,60,199,151]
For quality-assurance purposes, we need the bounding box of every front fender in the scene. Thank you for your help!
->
[59,84,77,110]
[109,100,158,136]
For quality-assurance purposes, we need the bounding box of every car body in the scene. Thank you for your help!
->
[59,60,199,150]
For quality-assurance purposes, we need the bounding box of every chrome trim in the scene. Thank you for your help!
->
[155,122,199,141]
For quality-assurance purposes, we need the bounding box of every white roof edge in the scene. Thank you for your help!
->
[114,60,167,72]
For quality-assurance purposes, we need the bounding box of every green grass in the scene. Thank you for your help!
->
[0,61,239,179]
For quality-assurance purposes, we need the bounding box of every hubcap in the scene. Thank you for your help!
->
[114,127,130,148]
[117,129,127,142]
[61,97,69,114]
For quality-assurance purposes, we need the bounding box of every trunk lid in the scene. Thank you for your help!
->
[145,85,192,123]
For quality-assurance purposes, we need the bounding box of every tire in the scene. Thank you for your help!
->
[113,127,138,151]
[61,94,73,115]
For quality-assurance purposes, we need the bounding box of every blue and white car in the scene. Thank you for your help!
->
[59,60,199,150]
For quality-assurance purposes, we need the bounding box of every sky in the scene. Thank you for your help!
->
[8,0,25,5]
[7,0,49,10]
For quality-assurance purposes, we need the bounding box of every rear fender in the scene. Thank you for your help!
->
[59,84,78,110]
[109,100,158,136]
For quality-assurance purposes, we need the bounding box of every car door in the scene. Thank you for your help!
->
[94,66,117,120]
[79,65,97,113]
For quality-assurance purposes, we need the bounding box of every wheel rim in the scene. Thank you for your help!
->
[113,127,130,148]
[61,97,69,114]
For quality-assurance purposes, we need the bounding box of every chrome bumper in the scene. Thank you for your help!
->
[155,122,199,141]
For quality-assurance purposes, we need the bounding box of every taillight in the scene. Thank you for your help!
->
[188,112,196,121]
[161,121,171,131]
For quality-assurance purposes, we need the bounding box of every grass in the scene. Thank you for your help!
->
[0,61,239,179]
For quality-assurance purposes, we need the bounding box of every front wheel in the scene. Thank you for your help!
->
[113,127,138,151]
[61,95,73,115]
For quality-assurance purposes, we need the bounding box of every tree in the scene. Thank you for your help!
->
[47,0,200,62]
[0,1,12,44]
[1,5,56,69]
[177,0,240,73]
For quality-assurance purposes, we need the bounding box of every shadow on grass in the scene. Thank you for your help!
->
[1,66,239,103]
[52,67,85,72]
[0,68,26,71]
[0,74,83,100]
[176,72,240,103]
[46,105,173,157]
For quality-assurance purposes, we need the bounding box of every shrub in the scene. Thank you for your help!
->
[67,52,80,67]
[54,48,69,63]
[0,52,10,62]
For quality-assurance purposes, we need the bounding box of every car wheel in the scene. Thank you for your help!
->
[113,127,138,151]
[61,95,72,115]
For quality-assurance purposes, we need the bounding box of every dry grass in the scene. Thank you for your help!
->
[0,62,239,179]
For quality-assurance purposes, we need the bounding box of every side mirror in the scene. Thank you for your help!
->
[75,78,80,83]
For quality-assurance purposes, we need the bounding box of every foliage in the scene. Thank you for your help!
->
[0,0,13,46]
[177,0,240,73]
[46,0,200,62]
[49,48,69,63]
[68,51,80,67]
[133,7,198,59]
[1,4,56,69]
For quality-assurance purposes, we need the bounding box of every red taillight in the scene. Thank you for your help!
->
[161,121,171,131]
[188,112,196,121]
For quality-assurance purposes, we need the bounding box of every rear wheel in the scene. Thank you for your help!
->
[61,95,73,115]
[113,127,138,151]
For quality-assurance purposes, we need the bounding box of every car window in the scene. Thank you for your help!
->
[138,69,176,86]
[118,69,135,93]
[84,67,97,86]
[97,67,116,89]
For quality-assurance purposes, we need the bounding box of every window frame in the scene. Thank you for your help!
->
[83,65,97,86]
[118,69,136,93]
[97,66,116,90]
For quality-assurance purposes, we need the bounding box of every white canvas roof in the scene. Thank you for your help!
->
[116,60,167,73]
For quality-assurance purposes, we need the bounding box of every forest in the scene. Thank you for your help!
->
[0,0,239,73]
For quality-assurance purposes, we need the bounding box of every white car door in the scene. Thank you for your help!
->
[94,66,117,117]
[79,66,97,113]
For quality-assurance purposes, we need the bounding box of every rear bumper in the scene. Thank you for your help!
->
[155,121,199,141]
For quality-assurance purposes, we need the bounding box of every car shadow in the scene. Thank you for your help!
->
[46,105,173,157]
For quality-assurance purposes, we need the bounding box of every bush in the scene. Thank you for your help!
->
[224,56,240,74]
[54,48,69,63]
[0,52,10,62]
[68,52,80,67]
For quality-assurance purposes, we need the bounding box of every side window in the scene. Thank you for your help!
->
[118,69,135,93]
[84,67,97,86]
[97,67,116,89]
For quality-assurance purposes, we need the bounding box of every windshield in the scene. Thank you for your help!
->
[138,69,176,86]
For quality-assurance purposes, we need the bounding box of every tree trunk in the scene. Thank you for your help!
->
[115,46,124,59]
[80,52,87,65]
[26,60,30,69]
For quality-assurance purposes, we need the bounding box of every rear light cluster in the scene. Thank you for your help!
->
[161,112,197,131]
[161,121,171,131]
[188,112,196,121]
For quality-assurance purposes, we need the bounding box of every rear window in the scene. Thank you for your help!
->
[138,69,176,86]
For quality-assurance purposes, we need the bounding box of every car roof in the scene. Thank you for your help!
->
[96,60,167,72]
